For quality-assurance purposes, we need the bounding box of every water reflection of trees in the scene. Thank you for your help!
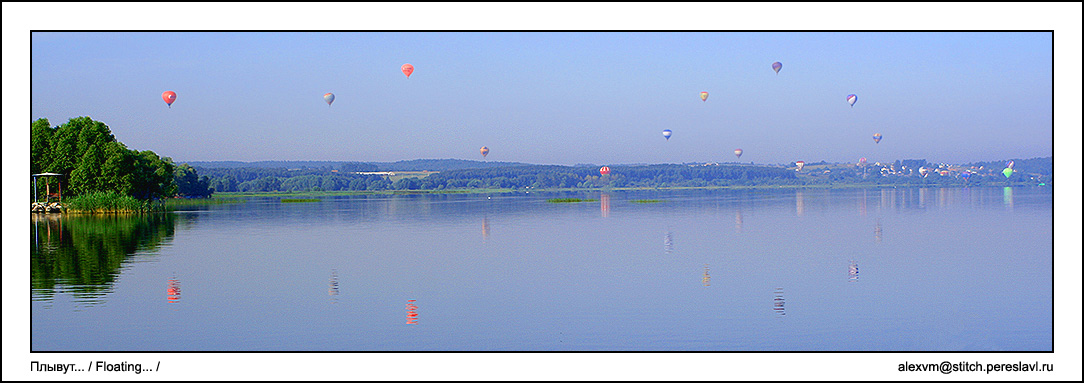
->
[31,213,179,303]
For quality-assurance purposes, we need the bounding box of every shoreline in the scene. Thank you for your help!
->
[210,182,1046,198]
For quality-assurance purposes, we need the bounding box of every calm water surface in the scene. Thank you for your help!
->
[31,187,1053,351]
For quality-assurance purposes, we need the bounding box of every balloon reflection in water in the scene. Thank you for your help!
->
[328,269,340,302]
[702,264,711,287]
[482,217,491,241]
[859,189,868,216]
[734,210,743,231]
[600,193,610,218]
[664,230,674,254]
[773,288,785,316]
[1003,187,1014,211]
[795,190,805,216]
[167,277,181,304]
[848,261,859,282]
[874,220,883,243]
[406,300,419,325]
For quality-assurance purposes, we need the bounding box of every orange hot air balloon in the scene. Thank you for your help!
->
[401,63,414,78]
[480,146,489,158]
[162,91,177,108]
[599,166,611,176]
[700,91,709,102]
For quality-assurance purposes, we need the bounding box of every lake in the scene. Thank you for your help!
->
[31,186,1053,351]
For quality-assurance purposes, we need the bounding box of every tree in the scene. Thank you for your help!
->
[174,163,214,197]
[130,151,176,199]
[31,116,184,200]
[69,143,107,195]
[31,118,53,175]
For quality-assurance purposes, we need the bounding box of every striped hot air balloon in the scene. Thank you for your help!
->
[599,166,611,176]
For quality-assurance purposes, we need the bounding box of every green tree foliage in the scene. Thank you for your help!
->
[30,118,53,175]
[339,162,379,173]
[30,117,188,200]
[174,163,214,197]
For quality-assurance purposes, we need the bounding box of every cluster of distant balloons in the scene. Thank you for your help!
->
[160,61,888,174]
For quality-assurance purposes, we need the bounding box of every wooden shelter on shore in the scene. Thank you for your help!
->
[32,173,65,213]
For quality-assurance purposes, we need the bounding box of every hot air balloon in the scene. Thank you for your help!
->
[401,63,414,78]
[599,166,611,176]
[772,61,782,74]
[700,91,709,102]
[323,93,335,106]
[961,171,971,180]
[480,146,489,158]
[873,133,882,144]
[1002,168,1014,178]
[795,161,805,172]
[1006,160,1015,169]
[662,129,672,140]
[734,149,743,159]
[858,157,868,167]
[162,91,177,108]
[846,94,858,108]
[919,167,929,177]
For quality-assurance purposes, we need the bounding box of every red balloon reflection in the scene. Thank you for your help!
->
[406,299,419,324]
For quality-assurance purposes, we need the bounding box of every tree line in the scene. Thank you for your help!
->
[195,163,802,192]
[195,156,1050,193]
[31,117,213,200]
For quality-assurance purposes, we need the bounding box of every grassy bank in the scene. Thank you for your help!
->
[164,198,246,208]
[547,198,599,203]
[214,188,507,198]
[64,192,167,213]
[210,182,1044,199]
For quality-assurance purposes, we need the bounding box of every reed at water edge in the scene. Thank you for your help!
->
[63,191,167,213]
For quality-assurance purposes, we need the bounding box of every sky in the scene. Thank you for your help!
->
[5,3,1082,382]
[27,29,1054,167]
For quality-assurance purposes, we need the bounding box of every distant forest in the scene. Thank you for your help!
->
[34,116,1049,199]
[193,157,1052,193]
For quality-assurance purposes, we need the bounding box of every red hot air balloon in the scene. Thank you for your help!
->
[795,161,805,172]
[599,166,611,176]
[401,63,414,78]
[734,148,743,159]
[162,91,177,108]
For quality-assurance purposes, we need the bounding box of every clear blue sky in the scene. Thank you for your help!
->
[29,30,1052,166]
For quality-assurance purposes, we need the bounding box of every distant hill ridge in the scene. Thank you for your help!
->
[183,159,535,171]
